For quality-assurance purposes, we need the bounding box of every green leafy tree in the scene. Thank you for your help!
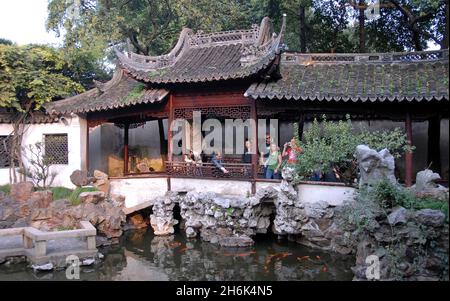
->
[293,115,413,184]
[0,43,84,183]
[47,0,266,56]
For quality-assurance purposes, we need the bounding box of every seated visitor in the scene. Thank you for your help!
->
[310,170,323,181]
[211,151,229,174]
[242,139,252,176]
[264,143,282,179]
[282,137,302,165]
[322,166,341,182]
[242,139,252,164]
[184,149,202,165]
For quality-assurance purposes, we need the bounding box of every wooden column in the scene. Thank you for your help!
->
[427,114,441,175]
[86,121,90,172]
[167,94,173,191]
[297,111,305,141]
[123,123,129,176]
[405,112,413,186]
[168,94,174,162]
[251,101,258,194]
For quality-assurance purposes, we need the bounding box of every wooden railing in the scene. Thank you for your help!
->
[165,161,254,179]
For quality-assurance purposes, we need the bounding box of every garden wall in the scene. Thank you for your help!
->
[0,116,87,188]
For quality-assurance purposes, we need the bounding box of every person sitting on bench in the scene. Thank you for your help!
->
[211,151,229,174]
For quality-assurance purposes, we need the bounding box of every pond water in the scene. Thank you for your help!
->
[0,229,354,281]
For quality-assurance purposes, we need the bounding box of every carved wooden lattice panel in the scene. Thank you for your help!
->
[44,134,68,164]
[173,106,251,120]
[0,135,12,168]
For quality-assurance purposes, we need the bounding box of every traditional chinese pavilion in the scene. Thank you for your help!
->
[46,16,449,197]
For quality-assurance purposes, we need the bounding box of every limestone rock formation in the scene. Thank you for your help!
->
[150,192,179,236]
[354,145,396,187]
[351,207,448,281]
[412,169,449,200]
[178,189,274,246]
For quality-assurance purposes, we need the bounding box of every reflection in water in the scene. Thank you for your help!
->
[0,229,354,281]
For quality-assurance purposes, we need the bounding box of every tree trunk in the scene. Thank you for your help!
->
[299,5,306,53]
[358,0,366,53]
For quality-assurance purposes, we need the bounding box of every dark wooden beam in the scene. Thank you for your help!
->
[168,94,174,162]
[86,121,90,172]
[251,99,258,194]
[158,118,167,156]
[123,123,129,176]
[297,111,305,141]
[405,112,414,186]
[427,114,441,175]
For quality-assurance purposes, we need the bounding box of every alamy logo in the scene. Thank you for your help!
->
[66,255,80,280]
[365,255,380,280]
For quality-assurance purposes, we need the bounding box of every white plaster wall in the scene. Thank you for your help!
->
[110,178,168,208]
[297,184,356,206]
[171,178,252,196]
[256,181,281,192]
[0,116,85,188]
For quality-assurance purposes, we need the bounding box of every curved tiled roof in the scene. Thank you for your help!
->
[245,50,449,102]
[116,16,286,84]
[45,68,169,115]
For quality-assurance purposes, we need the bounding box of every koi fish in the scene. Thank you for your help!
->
[168,241,182,248]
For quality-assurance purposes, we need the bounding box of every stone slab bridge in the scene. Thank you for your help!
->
[0,221,97,267]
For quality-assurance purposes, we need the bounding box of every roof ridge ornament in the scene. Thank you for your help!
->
[240,14,286,67]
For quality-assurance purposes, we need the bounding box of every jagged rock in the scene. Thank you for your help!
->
[218,236,254,247]
[304,201,330,219]
[78,191,105,204]
[93,170,110,195]
[176,191,273,246]
[414,209,446,227]
[185,226,197,238]
[10,182,34,202]
[70,170,94,187]
[150,195,178,236]
[412,169,449,200]
[81,258,96,266]
[30,190,53,208]
[388,206,409,226]
[32,262,54,272]
[110,194,125,207]
[30,208,52,221]
[355,145,396,187]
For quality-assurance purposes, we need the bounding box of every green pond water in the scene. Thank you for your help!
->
[0,229,354,281]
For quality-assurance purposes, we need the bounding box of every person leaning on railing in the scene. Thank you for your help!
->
[184,149,203,176]
[211,151,229,174]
